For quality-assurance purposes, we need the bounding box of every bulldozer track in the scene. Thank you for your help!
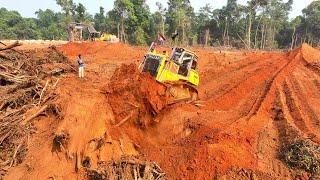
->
[245,57,291,119]
[282,81,309,134]
[204,56,283,111]
[290,74,320,127]
[202,56,274,100]
[306,63,320,78]
[273,89,300,143]
[313,79,320,93]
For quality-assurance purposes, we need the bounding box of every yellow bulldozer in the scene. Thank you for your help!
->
[139,42,200,104]
[99,33,119,43]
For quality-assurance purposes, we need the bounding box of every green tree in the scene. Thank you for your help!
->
[75,3,86,22]
[195,4,213,45]
[166,0,195,45]
[35,9,66,40]
[94,7,107,32]
[0,8,40,40]
[14,18,40,39]
[113,0,134,42]
[300,1,320,46]
[154,2,166,35]
[214,0,242,46]
[127,0,155,45]
[56,0,75,16]
[134,26,147,45]
[263,0,293,49]
[55,0,76,30]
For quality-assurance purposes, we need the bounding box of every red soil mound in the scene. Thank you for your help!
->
[103,63,168,127]
[301,43,320,63]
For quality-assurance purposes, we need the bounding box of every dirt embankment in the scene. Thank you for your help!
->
[3,42,320,179]
[103,63,168,128]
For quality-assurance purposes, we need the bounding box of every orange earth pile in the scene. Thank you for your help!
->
[4,42,320,179]
[103,63,168,127]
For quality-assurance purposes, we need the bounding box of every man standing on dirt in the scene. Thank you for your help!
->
[77,54,85,78]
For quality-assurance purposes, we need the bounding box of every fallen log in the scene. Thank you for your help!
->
[0,53,9,60]
[9,140,23,167]
[0,64,8,71]
[0,41,26,56]
[22,105,48,125]
[115,111,134,127]
[0,72,28,84]
[0,41,27,56]
[38,80,49,105]
[0,41,22,52]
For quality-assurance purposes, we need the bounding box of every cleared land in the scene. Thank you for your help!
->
[1,41,320,179]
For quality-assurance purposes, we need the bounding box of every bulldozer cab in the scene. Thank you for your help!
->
[142,54,164,77]
[172,47,198,77]
[140,43,199,88]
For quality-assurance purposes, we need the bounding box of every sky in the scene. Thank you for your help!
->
[0,0,314,20]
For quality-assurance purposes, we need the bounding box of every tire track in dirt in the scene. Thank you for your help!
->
[210,67,263,99]
[290,74,320,127]
[299,49,320,78]
[259,88,300,178]
[244,57,292,120]
[305,63,320,78]
[200,53,276,96]
[200,54,258,81]
[272,88,300,143]
[204,55,286,112]
[298,62,320,99]
[287,68,320,143]
[201,60,264,99]
[251,46,320,178]
[282,81,310,135]
[271,94,292,176]
[245,48,309,121]
[313,79,320,93]
[214,54,289,120]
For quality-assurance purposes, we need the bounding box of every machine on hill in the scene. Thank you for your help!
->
[139,42,200,104]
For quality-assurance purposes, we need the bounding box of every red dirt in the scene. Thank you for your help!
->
[4,42,320,179]
[103,63,168,127]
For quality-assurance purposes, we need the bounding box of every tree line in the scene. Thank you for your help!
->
[0,0,319,49]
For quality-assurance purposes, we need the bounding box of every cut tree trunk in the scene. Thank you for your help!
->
[117,23,120,41]
[204,29,210,46]
[0,53,9,60]
[247,13,252,49]
[223,18,228,46]
[254,15,263,49]
[291,27,296,50]
[0,41,21,51]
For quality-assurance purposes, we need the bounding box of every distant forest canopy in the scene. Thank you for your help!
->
[0,0,319,49]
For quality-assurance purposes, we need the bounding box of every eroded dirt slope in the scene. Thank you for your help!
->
[4,42,320,179]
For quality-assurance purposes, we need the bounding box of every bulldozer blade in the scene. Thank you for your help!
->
[165,82,199,105]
